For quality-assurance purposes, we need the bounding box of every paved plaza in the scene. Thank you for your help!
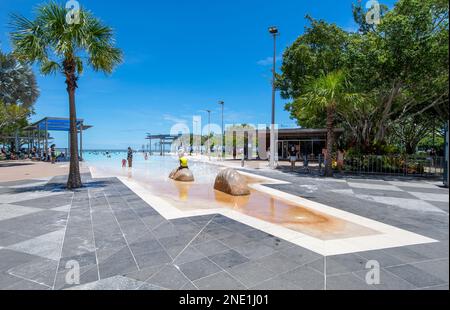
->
[0,171,448,290]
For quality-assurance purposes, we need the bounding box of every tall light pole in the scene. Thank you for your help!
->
[268,26,279,169]
[218,101,225,159]
[193,119,198,155]
[146,133,152,155]
[204,109,211,160]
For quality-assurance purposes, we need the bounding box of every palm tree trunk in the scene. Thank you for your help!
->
[325,105,335,177]
[65,60,82,189]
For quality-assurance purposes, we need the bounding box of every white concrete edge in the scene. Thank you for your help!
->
[89,165,438,256]
[237,170,290,185]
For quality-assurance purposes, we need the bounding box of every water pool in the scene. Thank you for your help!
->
[84,151,379,241]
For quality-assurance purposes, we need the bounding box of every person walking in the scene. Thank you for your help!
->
[127,147,133,168]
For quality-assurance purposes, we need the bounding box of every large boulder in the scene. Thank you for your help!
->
[169,168,194,182]
[214,168,250,196]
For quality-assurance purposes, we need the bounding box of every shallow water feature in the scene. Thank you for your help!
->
[85,152,379,240]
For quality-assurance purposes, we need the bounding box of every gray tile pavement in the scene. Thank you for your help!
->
[0,172,447,290]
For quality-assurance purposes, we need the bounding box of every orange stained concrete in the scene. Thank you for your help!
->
[143,175,380,241]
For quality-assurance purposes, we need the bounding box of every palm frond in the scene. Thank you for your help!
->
[74,57,83,75]
[9,2,122,75]
[88,44,123,73]
[297,70,359,112]
[9,13,48,63]
[40,60,61,75]
[80,10,123,73]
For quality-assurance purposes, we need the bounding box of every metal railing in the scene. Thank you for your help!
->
[340,155,445,177]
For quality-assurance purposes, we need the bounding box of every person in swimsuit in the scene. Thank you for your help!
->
[127,147,133,168]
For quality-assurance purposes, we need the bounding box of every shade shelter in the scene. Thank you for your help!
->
[24,117,92,160]
[145,134,181,156]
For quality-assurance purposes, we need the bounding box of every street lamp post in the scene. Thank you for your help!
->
[193,120,198,155]
[204,109,211,160]
[146,133,152,155]
[268,26,279,169]
[218,101,225,160]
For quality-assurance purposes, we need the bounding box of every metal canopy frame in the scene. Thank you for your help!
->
[145,134,181,156]
[23,117,92,160]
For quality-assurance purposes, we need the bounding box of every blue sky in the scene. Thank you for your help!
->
[0,0,395,149]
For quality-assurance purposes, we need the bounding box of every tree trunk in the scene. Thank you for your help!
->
[64,59,82,189]
[325,105,335,177]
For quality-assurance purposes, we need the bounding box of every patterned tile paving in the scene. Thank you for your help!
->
[0,173,447,290]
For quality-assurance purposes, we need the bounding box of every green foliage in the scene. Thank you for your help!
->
[295,70,358,110]
[417,129,446,152]
[278,16,349,100]
[0,52,39,109]
[0,102,31,132]
[279,0,449,155]
[388,115,438,154]
[343,155,427,175]
[0,52,37,135]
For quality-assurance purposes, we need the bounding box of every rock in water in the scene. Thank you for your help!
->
[169,168,195,182]
[214,168,250,196]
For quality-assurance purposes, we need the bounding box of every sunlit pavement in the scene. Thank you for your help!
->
[0,172,448,290]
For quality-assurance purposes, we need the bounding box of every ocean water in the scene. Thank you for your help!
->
[83,151,218,183]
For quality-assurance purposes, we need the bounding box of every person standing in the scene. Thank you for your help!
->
[50,144,56,164]
[288,146,297,171]
[127,147,133,168]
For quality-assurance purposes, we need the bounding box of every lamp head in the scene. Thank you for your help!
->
[268,26,278,34]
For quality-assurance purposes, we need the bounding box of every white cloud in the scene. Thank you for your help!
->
[163,114,188,124]
[257,56,282,66]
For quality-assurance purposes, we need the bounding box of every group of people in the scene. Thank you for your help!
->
[31,145,62,163]
[273,146,326,172]
[0,145,64,163]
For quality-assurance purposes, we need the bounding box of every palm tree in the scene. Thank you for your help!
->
[10,2,123,189]
[297,70,356,177]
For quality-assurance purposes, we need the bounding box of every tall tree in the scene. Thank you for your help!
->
[10,2,123,188]
[294,71,358,176]
[278,16,349,100]
[353,0,449,141]
[280,0,448,154]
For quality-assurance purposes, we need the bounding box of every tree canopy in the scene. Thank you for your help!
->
[279,0,449,155]
[0,51,38,135]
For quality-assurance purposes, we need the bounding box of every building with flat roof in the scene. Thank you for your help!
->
[271,128,344,160]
